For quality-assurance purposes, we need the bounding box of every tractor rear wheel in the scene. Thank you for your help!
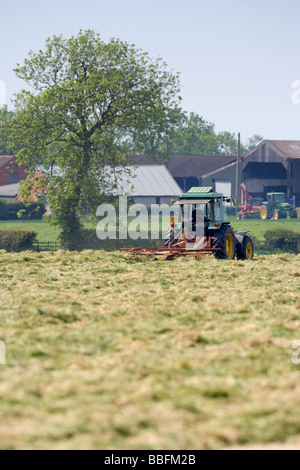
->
[260,205,269,220]
[213,225,236,260]
[236,235,254,260]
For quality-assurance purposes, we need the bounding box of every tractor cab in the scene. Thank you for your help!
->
[267,192,288,206]
[176,186,229,232]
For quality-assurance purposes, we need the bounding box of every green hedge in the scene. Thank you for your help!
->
[0,230,37,252]
[264,228,300,253]
[0,200,46,220]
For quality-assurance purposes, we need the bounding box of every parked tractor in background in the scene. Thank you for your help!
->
[260,192,297,220]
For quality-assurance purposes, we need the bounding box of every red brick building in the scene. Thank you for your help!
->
[0,156,27,186]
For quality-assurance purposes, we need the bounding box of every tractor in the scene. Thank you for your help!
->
[164,187,254,260]
[260,192,297,220]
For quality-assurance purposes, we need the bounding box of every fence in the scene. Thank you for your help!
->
[33,241,58,252]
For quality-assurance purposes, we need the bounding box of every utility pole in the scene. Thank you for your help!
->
[235,133,241,216]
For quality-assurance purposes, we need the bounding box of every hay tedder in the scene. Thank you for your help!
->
[121,187,254,261]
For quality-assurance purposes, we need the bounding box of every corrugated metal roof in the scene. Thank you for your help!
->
[266,140,300,159]
[244,140,300,159]
[167,155,237,178]
[0,183,19,197]
[128,154,237,178]
[115,165,182,197]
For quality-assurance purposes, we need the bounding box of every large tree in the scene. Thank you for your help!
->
[3,30,181,248]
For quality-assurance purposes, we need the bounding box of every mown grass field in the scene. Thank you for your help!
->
[0,250,300,450]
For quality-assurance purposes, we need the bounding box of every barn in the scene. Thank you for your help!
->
[129,154,237,197]
[241,140,300,203]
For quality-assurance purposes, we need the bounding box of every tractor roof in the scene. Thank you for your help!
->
[267,192,286,196]
[179,186,223,200]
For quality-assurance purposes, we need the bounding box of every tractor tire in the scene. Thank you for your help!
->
[236,235,254,260]
[164,227,175,247]
[213,225,236,260]
[273,209,280,220]
[260,205,269,220]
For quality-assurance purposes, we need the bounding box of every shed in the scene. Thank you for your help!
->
[109,165,182,205]
[242,140,300,203]
[128,155,237,193]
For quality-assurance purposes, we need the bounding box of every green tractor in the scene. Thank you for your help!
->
[260,193,297,220]
[165,187,254,260]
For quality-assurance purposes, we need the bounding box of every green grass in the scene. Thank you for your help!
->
[0,251,300,449]
[0,220,60,242]
[229,217,300,241]
[1,217,300,246]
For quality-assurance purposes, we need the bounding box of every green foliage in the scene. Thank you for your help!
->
[0,230,37,252]
[245,134,264,152]
[264,228,300,253]
[0,200,45,220]
[0,200,7,219]
[148,111,264,157]
[0,107,14,154]
[5,30,181,248]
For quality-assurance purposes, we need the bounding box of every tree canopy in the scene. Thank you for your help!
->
[161,112,263,156]
[126,110,263,156]
[3,30,182,247]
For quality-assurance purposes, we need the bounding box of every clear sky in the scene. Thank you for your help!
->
[1,0,300,142]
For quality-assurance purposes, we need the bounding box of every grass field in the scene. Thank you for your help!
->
[1,216,300,246]
[0,220,61,242]
[0,250,300,450]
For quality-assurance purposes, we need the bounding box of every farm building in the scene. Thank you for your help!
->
[109,164,182,205]
[0,156,27,187]
[0,183,19,199]
[129,155,238,197]
[241,140,300,203]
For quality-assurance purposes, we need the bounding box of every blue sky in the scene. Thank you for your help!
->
[1,0,300,141]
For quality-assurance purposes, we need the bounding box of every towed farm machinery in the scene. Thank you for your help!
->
[121,187,254,261]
